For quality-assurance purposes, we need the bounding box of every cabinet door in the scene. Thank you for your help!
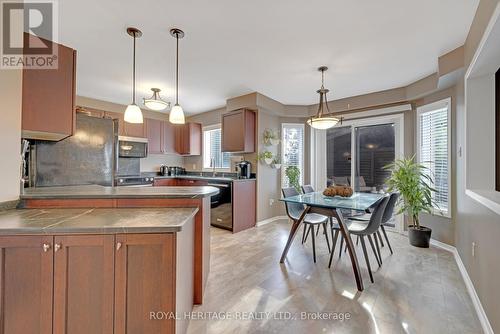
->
[162,121,176,154]
[0,235,53,334]
[153,178,178,186]
[104,112,125,136]
[221,109,255,153]
[188,123,202,156]
[22,34,76,141]
[124,120,146,138]
[147,119,163,154]
[222,110,245,152]
[53,235,114,334]
[175,123,201,155]
[176,179,208,186]
[174,124,188,154]
[114,234,175,334]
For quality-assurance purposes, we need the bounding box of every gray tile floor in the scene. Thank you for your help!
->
[187,220,482,334]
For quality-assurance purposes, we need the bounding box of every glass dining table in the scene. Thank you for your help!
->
[280,191,385,291]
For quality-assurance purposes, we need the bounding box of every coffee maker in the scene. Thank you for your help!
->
[236,161,252,179]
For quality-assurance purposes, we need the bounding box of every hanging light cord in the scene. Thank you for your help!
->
[175,33,179,105]
[132,32,136,105]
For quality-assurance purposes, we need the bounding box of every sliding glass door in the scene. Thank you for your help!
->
[325,114,404,230]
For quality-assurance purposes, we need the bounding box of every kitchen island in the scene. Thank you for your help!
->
[7,185,218,333]
[0,206,204,334]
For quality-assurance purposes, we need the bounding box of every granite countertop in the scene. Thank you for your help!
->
[20,184,219,200]
[153,175,256,182]
[0,207,199,234]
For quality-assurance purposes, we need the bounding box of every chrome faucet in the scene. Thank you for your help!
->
[211,157,217,177]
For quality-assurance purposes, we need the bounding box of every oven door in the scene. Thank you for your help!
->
[118,137,148,158]
[209,182,233,231]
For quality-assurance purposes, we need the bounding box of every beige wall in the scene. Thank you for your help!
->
[454,0,500,331]
[0,69,22,202]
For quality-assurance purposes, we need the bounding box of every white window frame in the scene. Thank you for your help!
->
[281,123,305,188]
[416,97,452,218]
[202,124,231,171]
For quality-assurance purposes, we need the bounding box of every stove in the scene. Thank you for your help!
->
[115,176,154,187]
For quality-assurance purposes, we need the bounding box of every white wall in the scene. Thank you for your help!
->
[0,69,22,202]
[140,154,184,172]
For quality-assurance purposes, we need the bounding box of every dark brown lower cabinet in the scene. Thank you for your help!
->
[0,236,54,334]
[115,234,175,334]
[53,235,115,334]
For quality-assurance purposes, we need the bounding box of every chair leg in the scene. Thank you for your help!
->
[303,223,311,244]
[322,222,331,253]
[339,234,344,259]
[359,236,374,283]
[310,225,316,263]
[381,226,393,254]
[356,235,360,246]
[377,230,384,247]
[301,223,307,244]
[373,232,383,264]
[316,224,320,236]
[328,229,339,268]
[367,234,381,267]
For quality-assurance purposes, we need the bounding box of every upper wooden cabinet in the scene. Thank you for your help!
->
[103,111,146,139]
[175,123,202,156]
[146,119,176,155]
[221,109,255,153]
[22,35,76,141]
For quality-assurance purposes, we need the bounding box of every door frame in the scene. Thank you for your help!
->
[322,113,405,232]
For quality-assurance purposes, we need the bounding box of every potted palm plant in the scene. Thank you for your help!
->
[384,156,437,248]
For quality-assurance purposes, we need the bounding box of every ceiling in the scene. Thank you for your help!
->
[58,0,479,115]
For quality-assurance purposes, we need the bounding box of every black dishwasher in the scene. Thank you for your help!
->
[209,180,233,231]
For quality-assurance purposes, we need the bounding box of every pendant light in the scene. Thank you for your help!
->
[143,88,170,111]
[306,66,340,130]
[169,28,185,124]
[124,27,144,124]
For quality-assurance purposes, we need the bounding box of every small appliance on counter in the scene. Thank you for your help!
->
[169,166,186,176]
[159,165,169,176]
[236,161,252,179]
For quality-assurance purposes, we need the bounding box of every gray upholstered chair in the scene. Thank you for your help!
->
[329,196,390,283]
[282,187,331,263]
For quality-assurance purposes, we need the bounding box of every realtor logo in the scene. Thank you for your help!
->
[1,0,58,69]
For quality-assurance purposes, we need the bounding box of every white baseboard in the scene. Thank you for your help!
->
[430,239,494,334]
[256,216,288,227]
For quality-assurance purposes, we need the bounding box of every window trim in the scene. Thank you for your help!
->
[202,124,231,171]
[416,97,452,218]
[281,123,305,188]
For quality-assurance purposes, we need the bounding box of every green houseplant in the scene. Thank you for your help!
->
[384,156,437,248]
[285,166,301,193]
[258,151,274,165]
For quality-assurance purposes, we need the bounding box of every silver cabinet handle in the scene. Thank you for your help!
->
[42,243,51,252]
[54,243,61,252]
[116,242,122,251]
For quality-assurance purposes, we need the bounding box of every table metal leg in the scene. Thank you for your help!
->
[280,206,310,263]
[333,209,364,291]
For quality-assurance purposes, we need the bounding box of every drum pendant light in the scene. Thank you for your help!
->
[124,27,143,124]
[306,66,340,130]
[169,28,185,124]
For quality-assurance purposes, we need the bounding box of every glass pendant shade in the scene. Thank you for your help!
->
[124,104,143,123]
[143,88,170,111]
[169,104,185,124]
[307,116,339,129]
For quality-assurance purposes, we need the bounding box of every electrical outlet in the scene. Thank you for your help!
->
[472,242,476,257]
[269,198,275,207]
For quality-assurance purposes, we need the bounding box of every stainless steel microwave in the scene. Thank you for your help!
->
[118,136,148,158]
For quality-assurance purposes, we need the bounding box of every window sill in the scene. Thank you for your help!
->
[465,189,500,216]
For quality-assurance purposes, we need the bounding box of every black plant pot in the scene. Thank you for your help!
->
[408,225,432,248]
